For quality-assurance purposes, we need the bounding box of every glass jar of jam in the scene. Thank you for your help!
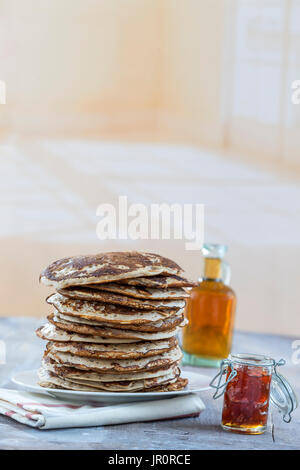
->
[210,354,298,435]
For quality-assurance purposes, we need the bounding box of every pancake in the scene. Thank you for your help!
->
[58,286,186,311]
[45,345,183,373]
[90,283,189,300]
[67,373,178,391]
[148,377,188,392]
[47,293,179,324]
[38,368,183,392]
[39,251,189,393]
[50,311,186,332]
[118,274,196,289]
[43,357,180,382]
[45,337,177,359]
[38,368,106,392]
[47,314,180,340]
[36,323,140,344]
[40,361,180,391]
[40,251,183,289]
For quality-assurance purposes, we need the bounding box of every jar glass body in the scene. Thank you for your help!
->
[221,354,273,434]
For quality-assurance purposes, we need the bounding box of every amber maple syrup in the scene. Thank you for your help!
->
[182,244,236,367]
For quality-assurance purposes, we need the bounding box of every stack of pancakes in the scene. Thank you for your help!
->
[36,252,196,393]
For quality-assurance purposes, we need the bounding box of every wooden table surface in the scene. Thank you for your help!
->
[0,317,299,450]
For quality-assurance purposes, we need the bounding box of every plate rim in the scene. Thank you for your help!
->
[11,369,211,398]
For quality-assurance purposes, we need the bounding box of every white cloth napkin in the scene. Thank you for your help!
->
[0,389,205,429]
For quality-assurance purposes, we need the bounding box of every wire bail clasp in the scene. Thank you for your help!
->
[210,359,237,399]
[270,358,297,423]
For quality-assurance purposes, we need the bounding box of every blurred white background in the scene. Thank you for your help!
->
[0,0,299,335]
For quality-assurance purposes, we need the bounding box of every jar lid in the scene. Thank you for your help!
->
[228,353,274,367]
[270,371,298,423]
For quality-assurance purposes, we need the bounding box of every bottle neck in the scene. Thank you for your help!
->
[203,257,222,281]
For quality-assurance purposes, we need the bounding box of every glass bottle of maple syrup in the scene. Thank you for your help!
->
[182,244,236,367]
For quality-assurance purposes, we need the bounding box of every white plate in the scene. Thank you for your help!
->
[11,369,211,403]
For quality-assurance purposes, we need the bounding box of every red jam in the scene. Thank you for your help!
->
[222,364,272,433]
